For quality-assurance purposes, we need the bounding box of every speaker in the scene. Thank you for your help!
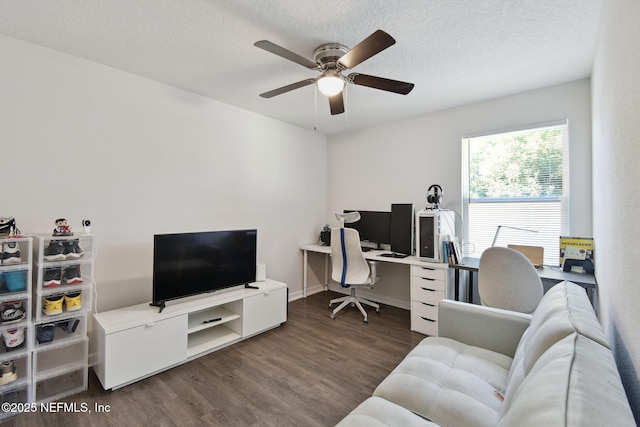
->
[256,263,266,282]
[319,230,331,246]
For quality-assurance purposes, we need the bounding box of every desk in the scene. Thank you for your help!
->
[449,257,597,305]
[300,244,453,336]
[300,244,446,297]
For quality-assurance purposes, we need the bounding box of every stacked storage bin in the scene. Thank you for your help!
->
[0,236,32,419]
[33,234,93,403]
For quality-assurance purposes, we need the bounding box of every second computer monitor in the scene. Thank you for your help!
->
[390,203,415,256]
[344,210,391,247]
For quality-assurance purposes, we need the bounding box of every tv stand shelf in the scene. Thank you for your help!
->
[187,303,242,358]
[188,325,240,358]
[188,306,241,332]
[93,279,287,390]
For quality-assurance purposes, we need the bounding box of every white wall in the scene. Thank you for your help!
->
[326,79,592,306]
[592,0,640,420]
[0,35,327,310]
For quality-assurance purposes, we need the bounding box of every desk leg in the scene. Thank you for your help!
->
[454,268,460,301]
[324,253,329,291]
[468,270,474,303]
[303,250,308,298]
[587,287,595,307]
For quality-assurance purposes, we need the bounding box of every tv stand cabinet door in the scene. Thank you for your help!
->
[104,314,187,389]
[242,287,287,337]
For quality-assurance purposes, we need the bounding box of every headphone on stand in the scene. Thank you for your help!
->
[427,184,443,209]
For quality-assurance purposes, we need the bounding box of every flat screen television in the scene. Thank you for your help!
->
[151,229,257,311]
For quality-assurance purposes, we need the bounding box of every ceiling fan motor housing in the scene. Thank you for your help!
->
[313,43,349,71]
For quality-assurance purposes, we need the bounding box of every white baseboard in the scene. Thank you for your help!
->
[288,283,326,301]
[326,284,410,311]
[289,284,409,311]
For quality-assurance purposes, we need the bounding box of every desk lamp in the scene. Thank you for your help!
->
[491,225,538,247]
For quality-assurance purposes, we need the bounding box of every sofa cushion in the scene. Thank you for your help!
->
[373,336,512,427]
[526,281,608,354]
[498,333,635,427]
[335,396,439,427]
[503,281,609,399]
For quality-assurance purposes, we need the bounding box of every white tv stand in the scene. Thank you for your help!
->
[93,279,287,390]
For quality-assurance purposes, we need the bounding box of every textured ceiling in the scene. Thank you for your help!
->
[0,0,603,135]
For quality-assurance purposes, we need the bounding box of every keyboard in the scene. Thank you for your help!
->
[380,252,409,259]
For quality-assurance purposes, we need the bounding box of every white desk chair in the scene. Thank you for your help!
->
[478,246,544,314]
[329,212,380,323]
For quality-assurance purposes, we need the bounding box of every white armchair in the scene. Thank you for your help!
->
[478,246,544,313]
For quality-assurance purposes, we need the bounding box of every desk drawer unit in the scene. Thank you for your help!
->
[411,264,448,336]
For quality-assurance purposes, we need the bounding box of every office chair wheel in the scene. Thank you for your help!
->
[376,308,380,313]
[330,313,336,319]
[363,318,368,323]
[328,303,333,308]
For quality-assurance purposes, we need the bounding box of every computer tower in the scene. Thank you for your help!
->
[416,209,455,262]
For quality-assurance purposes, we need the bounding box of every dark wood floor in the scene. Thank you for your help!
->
[3,291,425,427]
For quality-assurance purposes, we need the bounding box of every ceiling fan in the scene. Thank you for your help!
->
[254,30,415,115]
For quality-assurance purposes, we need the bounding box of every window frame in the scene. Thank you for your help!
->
[461,119,570,265]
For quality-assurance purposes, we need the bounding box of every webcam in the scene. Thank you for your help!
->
[82,219,91,234]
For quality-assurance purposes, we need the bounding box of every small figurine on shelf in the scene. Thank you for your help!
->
[53,218,73,236]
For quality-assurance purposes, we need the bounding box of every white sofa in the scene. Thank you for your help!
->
[336,281,635,427]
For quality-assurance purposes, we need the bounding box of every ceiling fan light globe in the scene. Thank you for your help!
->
[317,76,345,96]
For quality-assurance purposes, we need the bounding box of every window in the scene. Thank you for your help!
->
[462,120,569,266]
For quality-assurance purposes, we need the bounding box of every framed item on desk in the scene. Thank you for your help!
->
[559,236,594,273]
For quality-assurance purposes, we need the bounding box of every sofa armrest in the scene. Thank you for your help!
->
[438,300,532,357]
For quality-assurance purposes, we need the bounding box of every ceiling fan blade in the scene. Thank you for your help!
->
[347,73,414,95]
[254,40,319,69]
[328,92,345,115]
[338,30,396,70]
[259,79,316,98]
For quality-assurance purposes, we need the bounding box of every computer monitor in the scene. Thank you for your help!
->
[390,203,415,256]
[344,210,391,247]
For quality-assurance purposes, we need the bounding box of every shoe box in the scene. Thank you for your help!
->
[0,240,25,268]
[41,290,85,317]
[0,299,29,356]
[0,298,28,325]
[35,365,86,403]
[0,326,28,356]
[33,338,88,402]
[0,380,29,407]
[0,238,28,293]
[0,355,30,409]
[34,314,86,347]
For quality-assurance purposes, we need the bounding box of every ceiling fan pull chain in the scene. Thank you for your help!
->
[344,85,349,129]
[314,86,318,131]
